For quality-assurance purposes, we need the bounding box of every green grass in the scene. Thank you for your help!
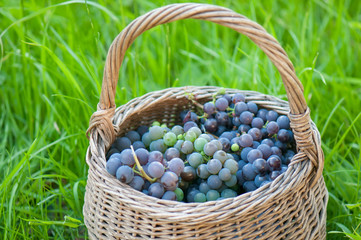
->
[1,0,360,239]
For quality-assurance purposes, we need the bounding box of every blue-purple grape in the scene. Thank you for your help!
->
[261,138,274,147]
[116,165,134,183]
[106,154,122,176]
[204,118,218,133]
[180,166,196,182]
[247,149,263,163]
[162,191,177,200]
[232,116,242,127]
[257,144,272,159]
[206,189,220,201]
[161,171,179,191]
[247,102,258,114]
[218,168,232,181]
[207,159,222,174]
[270,170,281,180]
[137,125,149,137]
[238,160,247,170]
[271,146,282,158]
[204,102,216,115]
[277,115,290,129]
[253,158,268,174]
[267,155,281,171]
[277,129,290,143]
[168,158,185,176]
[197,164,210,179]
[266,121,279,135]
[218,137,231,152]
[232,93,246,104]
[148,151,163,163]
[240,111,253,125]
[164,147,180,161]
[238,124,251,134]
[239,134,253,148]
[251,117,264,129]
[184,121,198,132]
[252,141,260,149]
[241,147,253,161]
[243,181,257,192]
[133,141,145,150]
[266,110,279,122]
[234,102,248,115]
[114,137,131,151]
[254,174,269,188]
[125,131,140,143]
[215,97,229,111]
[119,149,135,166]
[178,140,192,154]
[148,161,165,178]
[129,176,145,191]
[257,109,268,122]
[207,175,222,190]
[148,182,165,198]
[236,170,246,185]
[215,112,229,126]
[248,128,262,141]
[242,163,257,181]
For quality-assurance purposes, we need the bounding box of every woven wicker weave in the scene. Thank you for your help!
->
[84,3,328,239]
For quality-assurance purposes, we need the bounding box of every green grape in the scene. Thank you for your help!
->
[174,188,184,201]
[184,131,197,142]
[194,137,208,152]
[163,132,177,146]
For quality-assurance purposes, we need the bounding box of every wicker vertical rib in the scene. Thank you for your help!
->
[84,3,328,239]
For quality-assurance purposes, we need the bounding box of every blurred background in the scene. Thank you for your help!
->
[0,0,360,239]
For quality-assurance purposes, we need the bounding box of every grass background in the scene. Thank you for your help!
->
[1,0,360,239]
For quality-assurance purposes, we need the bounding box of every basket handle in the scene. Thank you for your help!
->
[88,3,323,185]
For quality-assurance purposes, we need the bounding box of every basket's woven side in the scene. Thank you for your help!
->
[87,3,323,185]
[84,87,328,239]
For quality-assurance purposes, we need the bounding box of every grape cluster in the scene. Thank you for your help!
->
[106,91,296,202]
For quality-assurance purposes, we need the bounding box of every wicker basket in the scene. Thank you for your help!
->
[84,3,328,239]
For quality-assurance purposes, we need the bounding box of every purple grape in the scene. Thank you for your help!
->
[162,191,177,200]
[247,149,263,163]
[204,118,218,133]
[207,159,222,174]
[148,162,165,178]
[125,131,141,143]
[271,146,282,158]
[133,141,145,150]
[168,158,185,176]
[266,110,279,122]
[148,182,165,198]
[180,166,196,182]
[277,129,290,143]
[165,147,180,161]
[114,137,131,151]
[137,125,149,137]
[270,170,281,180]
[204,102,216,115]
[207,175,222,190]
[251,117,264,129]
[129,176,145,191]
[241,147,253,162]
[247,102,258,114]
[248,128,262,141]
[238,160,247,170]
[234,102,248,115]
[238,124,251,134]
[232,116,242,127]
[232,93,246,104]
[148,151,163,163]
[242,163,257,181]
[197,164,210,179]
[277,115,290,129]
[184,121,198,132]
[223,94,232,104]
[218,137,231,152]
[252,141,260,149]
[215,97,229,111]
[266,121,279,135]
[180,140,193,154]
[243,181,257,192]
[119,149,135,166]
[267,155,281,171]
[161,171,179,191]
[239,134,253,148]
[257,144,272,159]
[253,158,268,174]
[215,112,229,126]
[106,154,122,176]
[240,111,253,125]
[257,109,268,122]
[254,174,269,187]
[116,165,134,183]
[261,138,274,147]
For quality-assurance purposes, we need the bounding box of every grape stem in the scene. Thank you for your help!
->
[130,145,156,183]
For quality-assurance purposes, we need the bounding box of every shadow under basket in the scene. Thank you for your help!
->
[84,3,328,240]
